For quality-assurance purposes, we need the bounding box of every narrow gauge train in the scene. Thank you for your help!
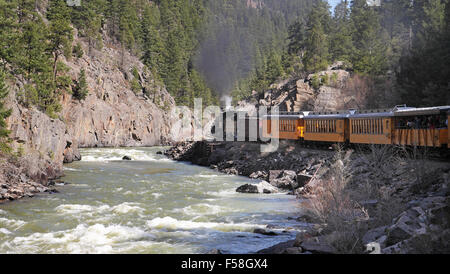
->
[215,105,450,149]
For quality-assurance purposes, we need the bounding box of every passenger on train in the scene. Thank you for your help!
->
[406,120,414,129]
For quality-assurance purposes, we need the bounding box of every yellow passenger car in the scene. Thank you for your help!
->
[348,109,394,145]
[303,111,349,143]
[261,113,304,140]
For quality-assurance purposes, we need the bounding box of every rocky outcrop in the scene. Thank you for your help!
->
[238,65,352,112]
[0,158,61,202]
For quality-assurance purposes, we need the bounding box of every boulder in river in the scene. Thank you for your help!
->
[253,228,278,236]
[236,184,259,194]
[122,156,132,161]
[236,181,279,194]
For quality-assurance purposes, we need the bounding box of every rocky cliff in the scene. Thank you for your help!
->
[1,30,182,202]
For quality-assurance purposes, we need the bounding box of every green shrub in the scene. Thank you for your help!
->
[72,42,84,58]
[73,69,89,100]
[311,74,321,89]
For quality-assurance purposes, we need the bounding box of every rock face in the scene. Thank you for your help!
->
[1,31,183,203]
[60,33,178,148]
[6,97,73,180]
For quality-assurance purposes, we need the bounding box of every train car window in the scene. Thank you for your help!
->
[375,119,380,135]
[375,119,378,134]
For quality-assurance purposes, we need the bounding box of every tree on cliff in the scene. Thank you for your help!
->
[73,69,89,101]
[70,0,106,55]
[0,69,11,152]
[303,0,331,72]
[47,0,73,83]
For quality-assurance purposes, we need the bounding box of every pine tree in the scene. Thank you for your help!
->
[0,0,19,69]
[287,20,307,56]
[47,0,73,82]
[141,5,164,72]
[74,69,88,100]
[397,0,449,106]
[303,1,331,72]
[330,0,354,62]
[350,0,387,75]
[0,69,11,152]
[71,0,106,54]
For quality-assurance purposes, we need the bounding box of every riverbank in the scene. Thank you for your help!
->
[165,141,450,254]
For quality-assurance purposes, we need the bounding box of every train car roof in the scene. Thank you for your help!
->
[262,114,303,119]
[348,108,394,118]
[393,105,450,116]
[303,110,349,119]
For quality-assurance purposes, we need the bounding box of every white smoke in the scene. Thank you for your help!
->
[221,95,233,111]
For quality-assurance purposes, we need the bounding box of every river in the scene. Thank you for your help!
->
[0,147,306,254]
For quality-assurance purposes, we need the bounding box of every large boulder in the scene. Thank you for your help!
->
[236,181,279,194]
[269,170,298,190]
[385,212,426,247]
[300,236,337,254]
